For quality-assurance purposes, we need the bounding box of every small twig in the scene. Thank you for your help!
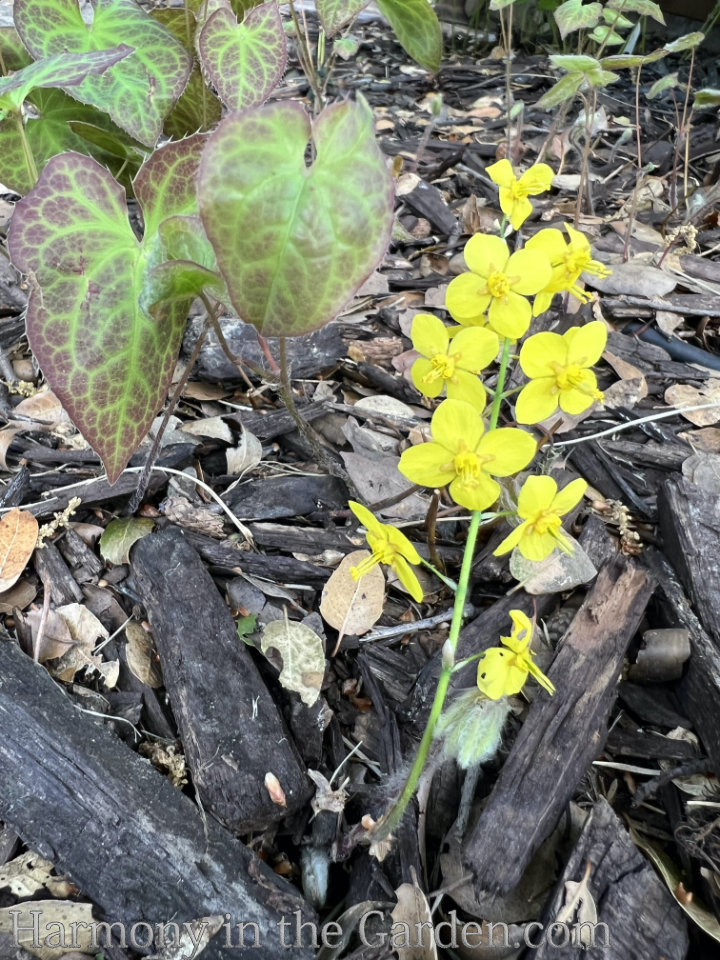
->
[32,576,52,663]
[632,758,711,807]
[277,337,361,498]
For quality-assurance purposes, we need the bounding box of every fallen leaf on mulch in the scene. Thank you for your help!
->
[666,380,720,426]
[125,620,163,688]
[0,508,38,593]
[391,881,438,960]
[510,537,597,595]
[100,516,155,565]
[682,453,720,494]
[320,550,385,646]
[0,900,95,958]
[602,349,648,409]
[260,614,325,707]
[678,426,720,452]
[226,427,262,476]
[0,579,36,614]
[588,261,677,298]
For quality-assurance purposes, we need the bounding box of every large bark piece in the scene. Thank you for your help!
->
[658,476,720,648]
[131,526,309,833]
[527,798,688,960]
[0,640,316,960]
[464,556,654,894]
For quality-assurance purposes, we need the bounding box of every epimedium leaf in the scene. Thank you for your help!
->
[14,0,192,146]
[537,71,585,109]
[197,0,286,112]
[607,0,664,22]
[197,96,394,338]
[553,0,602,39]
[0,45,132,115]
[375,0,442,73]
[664,31,704,53]
[150,8,222,137]
[7,152,208,482]
[315,0,371,36]
[133,133,208,236]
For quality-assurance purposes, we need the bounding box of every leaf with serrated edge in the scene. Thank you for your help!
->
[197,97,394,338]
[14,0,192,146]
[8,150,212,482]
[261,617,325,707]
[100,517,155,564]
[0,45,132,114]
[0,509,38,593]
[316,0,370,36]
[198,1,286,111]
[375,0,442,73]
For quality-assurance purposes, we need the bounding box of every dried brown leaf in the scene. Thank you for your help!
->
[0,508,38,592]
[320,550,385,642]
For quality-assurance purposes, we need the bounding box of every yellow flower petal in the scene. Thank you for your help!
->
[449,326,499,373]
[518,475,558,516]
[551,477,587,516]
[493,521,528,556]
[509,609,533,643]
[463,234,509,276]
[393,555,424,602]
[477,427,536,477]
[449,473,500,512]
[486,158,515,189]
[518,529,559,561]
[386,524,423,567]
[517,163,554,194]
[399,441,455,488]
[532,290,554,317]
[446,273,492,320]
[526,227,567,263]
[519,332,566,378]
[431,398,485,452]
[446,370,487,408]
[515,377,560,424]
[507,248,552,296]
[558,375,599,415]
[348,500,383,535]
[487,291,532,339]
[412,312,449,358]
[565,320,607,367]
[509,195,533,230]
[411,358,445,398]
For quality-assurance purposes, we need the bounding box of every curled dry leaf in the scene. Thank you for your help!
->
[320,550,385,645]
[509,536,597,595]
[0,851,57,898]
[682,452,720,494]
[0,508,38,593]
[391,881,438,960]
[260,613,325,707]
[125,620,163,688]
[307,769,348,816]
[0,579,36,614]
[0,900,95,959]
[226,427,262,476]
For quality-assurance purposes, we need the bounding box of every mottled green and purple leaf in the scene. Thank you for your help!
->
[14,0,192,145]
[197,97,394,338]
[197,0,286,112]
[315,0,370,37]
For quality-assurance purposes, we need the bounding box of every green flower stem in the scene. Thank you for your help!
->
[13,109,37,186]
[419,557,458,592]
[372,509,482,842]
[373,345,516,843]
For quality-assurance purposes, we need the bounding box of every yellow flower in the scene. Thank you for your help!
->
[493,475,587,561]
[515,320,607,425]
[446,234,552,340]
[398,398,536,512]
[486,159,555,230]
[527,224,612,316]
[410,313,498,408]
[348,501,423,602]
[476,609,555,699]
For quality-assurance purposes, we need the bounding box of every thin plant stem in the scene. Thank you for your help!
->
[371,510,482,842]
[14,109,38,186]
[372,334,515,842]
[419,557,458,592]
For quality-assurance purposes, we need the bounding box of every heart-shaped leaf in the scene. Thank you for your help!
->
[0,45,132,115]
[14,0,192,146]
[553,0,602,40]
[197,97,394,337]
[0,87,144,196]
[8,145,214,482]
[375,0,442,73]
[316,0,370,36]
[197,0,286,111]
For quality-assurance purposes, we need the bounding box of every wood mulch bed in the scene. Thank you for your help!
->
[1,6,720,960]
